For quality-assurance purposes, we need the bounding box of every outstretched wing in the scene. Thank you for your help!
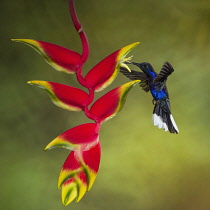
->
[120,67,150,92]
[154,61,174,83]
[120,67,147,80]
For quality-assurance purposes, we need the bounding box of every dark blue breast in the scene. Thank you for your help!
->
[150,85,167,100]
[147,71,167,100]
[148,71,156,79]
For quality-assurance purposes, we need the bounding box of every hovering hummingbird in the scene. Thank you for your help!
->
[120,61,179,134]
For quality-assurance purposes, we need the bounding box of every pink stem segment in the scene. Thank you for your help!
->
[87,88,94,106]
[68,0,90,63]
[83,89,96,121]
[95,122,101,133]
[84,106,95,121]
[76,66,87,87]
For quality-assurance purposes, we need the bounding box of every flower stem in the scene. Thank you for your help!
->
[95,122,101,133]
[76,66,87,87]
[83,88,95,120]
[84,106,94,120]
[87,88,94,105]
[68,0,90,63]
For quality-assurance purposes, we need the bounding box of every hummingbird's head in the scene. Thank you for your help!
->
[132,62,153,73]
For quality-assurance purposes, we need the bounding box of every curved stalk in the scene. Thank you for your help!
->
[76,66,87,87]
[68,0,90,63]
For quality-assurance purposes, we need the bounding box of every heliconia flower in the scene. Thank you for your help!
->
[84,42,139,92]
[89,80,140,123]
[27,80,89,111]
[45,123,99,151]
[14,0,141,206]
[59,142,101,205]
[11,39,83,74]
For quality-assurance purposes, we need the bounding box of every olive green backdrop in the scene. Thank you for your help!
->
[2,0,210,209]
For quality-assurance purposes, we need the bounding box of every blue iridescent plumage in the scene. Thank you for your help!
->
[150,86,167,100]
[120,61,179,134]
[143,68,167,99]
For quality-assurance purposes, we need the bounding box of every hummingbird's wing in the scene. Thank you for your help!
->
[153,61,174,83]
[120,67,150,92]
[120,67,147,80]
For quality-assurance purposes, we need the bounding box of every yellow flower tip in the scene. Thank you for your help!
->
[44,146,49,151]
[76,195,82,203]
[62,183,77,206]
[27,80,45,88]
[11,39,40,50]
[134,79,141,84]
[26,80,50,90]
[11,39,31,44]
[129,80,140,88]
[44,140,57,151]
[63,194,75,206]
[128,42,140,51]
[27,80,37,85]
[118,42,140,61]
[27,81,33,85]
[44,138,63,151]
[129,80,141,85]
[11,38,23,42]
[43,144,54,151]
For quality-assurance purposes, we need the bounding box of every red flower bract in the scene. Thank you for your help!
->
[27,81,89,111]
[45,123,99,151]
[85,42,139,92]
[12,39,83,74]
[89,80,140,123]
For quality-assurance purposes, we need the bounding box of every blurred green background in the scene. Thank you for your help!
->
[2,0,210,209]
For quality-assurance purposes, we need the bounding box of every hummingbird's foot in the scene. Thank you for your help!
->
[152,99,157,105]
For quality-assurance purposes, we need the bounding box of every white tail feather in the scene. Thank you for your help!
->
[170,114,179,133]
[152,114,168,131]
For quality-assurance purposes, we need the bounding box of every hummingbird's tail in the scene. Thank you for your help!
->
[152,100,179,134]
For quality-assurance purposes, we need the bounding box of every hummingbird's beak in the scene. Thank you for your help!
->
[131,62,143,69]
[131,62,140,66]
[131,62,145,73]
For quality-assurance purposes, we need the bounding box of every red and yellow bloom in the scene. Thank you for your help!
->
[13,0,140,205]
[84,42,139,92]
[59,142,101,205]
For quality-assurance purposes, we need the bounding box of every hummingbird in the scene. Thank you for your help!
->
[120,61,179,134]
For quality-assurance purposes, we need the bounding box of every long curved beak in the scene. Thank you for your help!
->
[131,62,146,73]
[131,62,140,66]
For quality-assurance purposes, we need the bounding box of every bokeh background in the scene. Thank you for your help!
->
[2,0,210,209]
